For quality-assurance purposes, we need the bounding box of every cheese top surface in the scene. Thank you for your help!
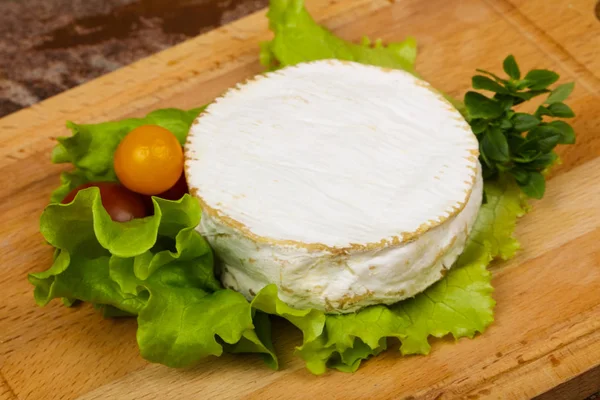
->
[186,60,478,249]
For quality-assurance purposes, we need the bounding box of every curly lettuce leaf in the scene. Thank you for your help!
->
[29,188,276,368]
[225,312,279,370]
[50,169,90,204]
[254,179,527,374]
[468,178,529,260]
[252,284,326,343]
[261,0,416,72]
[50,107,203,203]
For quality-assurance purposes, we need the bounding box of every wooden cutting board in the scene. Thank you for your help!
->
[1,0,599,399]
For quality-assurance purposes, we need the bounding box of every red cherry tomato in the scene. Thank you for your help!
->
[62,182,148,222]
[141,173,190,215]
[141,195,155,216]
[157,172,189,200]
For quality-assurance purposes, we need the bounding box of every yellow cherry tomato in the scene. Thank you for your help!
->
[114,125,184,195]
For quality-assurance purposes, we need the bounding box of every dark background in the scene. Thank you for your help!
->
[0,0,267,117]
[1,0,599,119]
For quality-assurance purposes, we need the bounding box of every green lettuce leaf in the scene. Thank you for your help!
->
[29,188,276,368]
[261,0,416,72]
[50,107,203,203]
[50,169,90,205]
[224,312,279,370]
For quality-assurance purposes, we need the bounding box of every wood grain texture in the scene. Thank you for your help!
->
[0,373,17,400]
[0,0,599,399]
[502,0,600,84]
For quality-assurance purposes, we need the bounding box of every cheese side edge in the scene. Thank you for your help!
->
[199,163,483,313]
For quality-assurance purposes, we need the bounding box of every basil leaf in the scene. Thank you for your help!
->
[524,70,559,90]
[514,80,530,90]
[515,136,546,161]
[494,94,516,110]
[475,69,508,85]
[499,119,512,130]
[534,105,553,118]
[547,120,575,144]
[507,133,526,150]
[527,126,561,153]
[518,171,545,199]
[518,152,558,170]
[512,89,549,101]
[503,55,520,79]
[512,113,541,132]
[465,92,504,119]
[470,119,488,134]
[510,167,529,184]
[469,55,575,200]
[545,82,575,104]
[547,102,575,118]
[513,149,542,163]
[479,142,495,169]
[482,127,510,162]
[472,75,508,93]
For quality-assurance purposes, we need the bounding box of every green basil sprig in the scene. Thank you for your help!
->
[465,55,576,199]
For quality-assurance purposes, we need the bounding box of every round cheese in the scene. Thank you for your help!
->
[185,60,482,313]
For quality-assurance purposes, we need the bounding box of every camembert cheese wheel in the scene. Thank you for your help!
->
[185,60,483,313]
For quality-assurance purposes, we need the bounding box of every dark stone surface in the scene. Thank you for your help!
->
[0,0,267,117]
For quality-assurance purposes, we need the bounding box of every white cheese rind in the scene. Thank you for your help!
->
[186,60,482,313]
[204,169,481,313]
